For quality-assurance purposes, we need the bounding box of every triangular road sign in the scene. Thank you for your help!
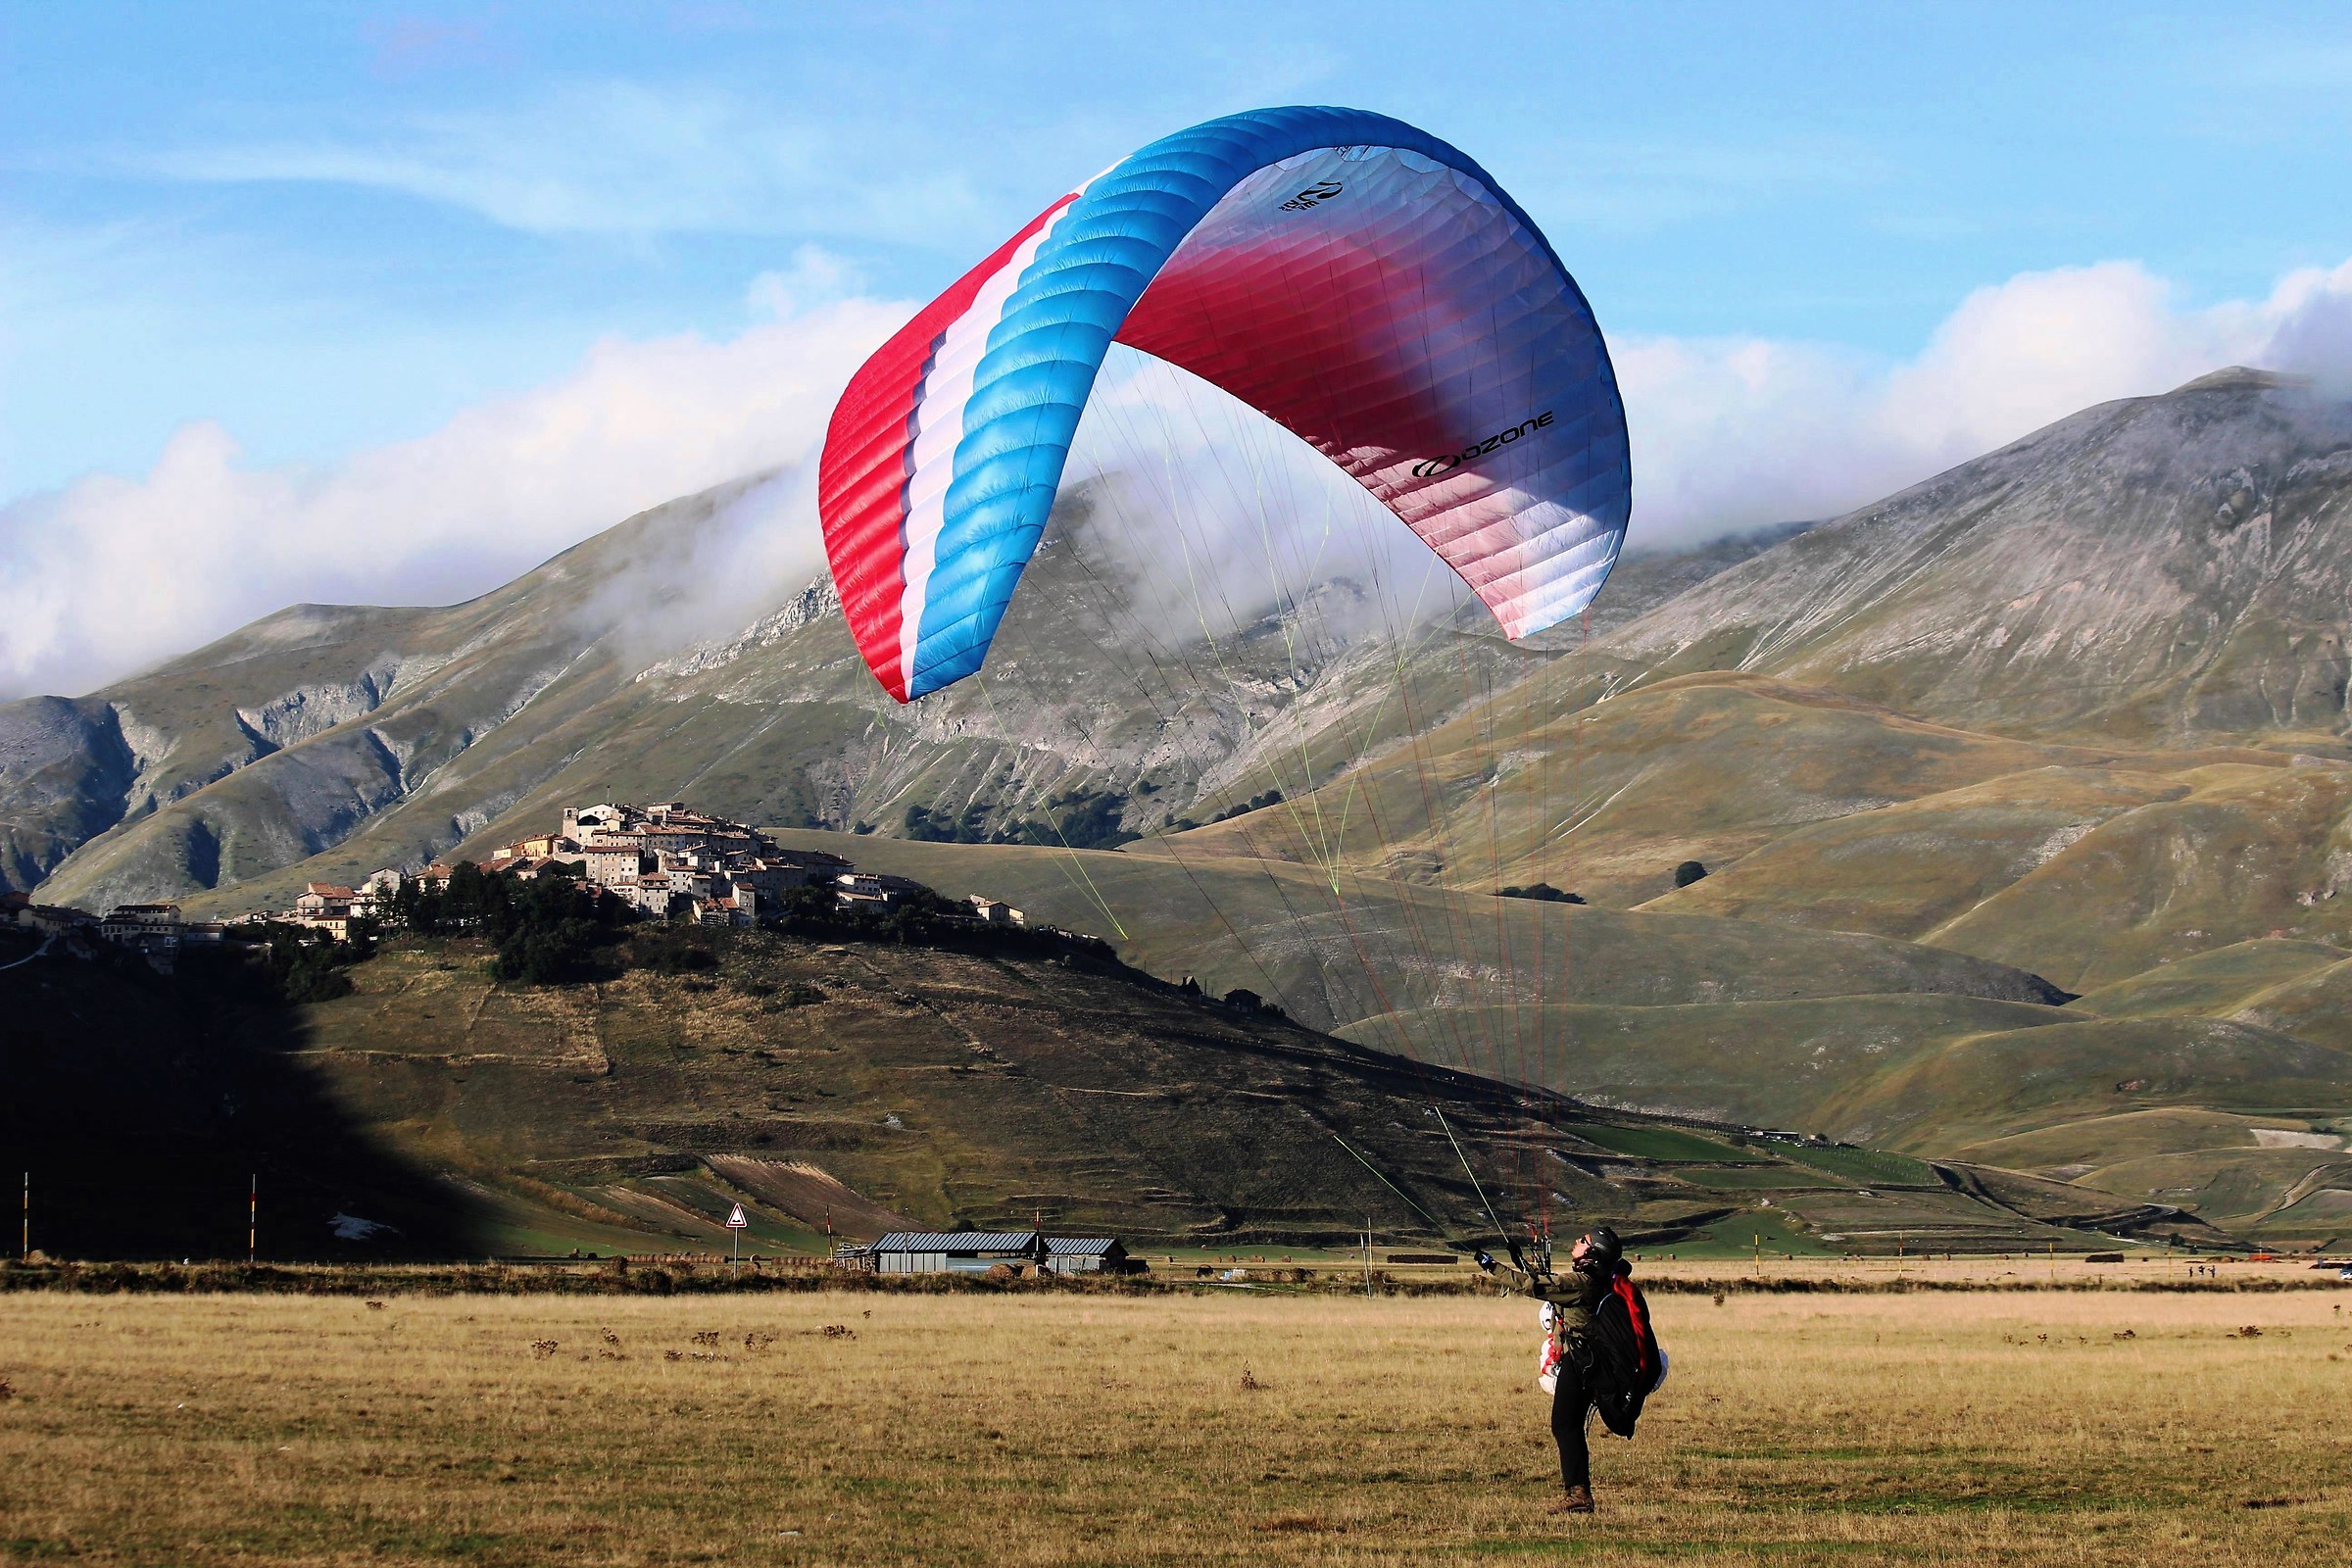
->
[725,1203,748,1229]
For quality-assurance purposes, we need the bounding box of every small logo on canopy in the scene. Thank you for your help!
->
[1279,179,1344,212]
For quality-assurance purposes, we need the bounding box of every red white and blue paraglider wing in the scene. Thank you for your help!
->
[817,106,1631,702]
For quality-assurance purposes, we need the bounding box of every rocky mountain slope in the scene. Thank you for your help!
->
[11,368,2345,929]
[0,479,1794,912]
[1605,368,2352,748]
[1189,373,2352,975]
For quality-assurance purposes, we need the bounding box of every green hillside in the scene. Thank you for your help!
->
[1817,1013,2352,1161]
[1923,761,2352,991]
[1,921,2146,1260]
[1332,994,2076,1136]
[741,831,2073,1035]
[2067,938,2352,1020]
[2233,956,2352,1051]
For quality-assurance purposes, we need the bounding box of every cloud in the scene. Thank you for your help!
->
[11,252,2352,703]
[1616,257,2352,548]
[361,14,497,79]
[140,80,990,243]
[2260,260,2352,391]
[0,293,907,700]
[571,462,832,678]
[1513,133,1898,234]
[1063,348,1465,650]
[745,245,863,319]
[1071,257,2352,601]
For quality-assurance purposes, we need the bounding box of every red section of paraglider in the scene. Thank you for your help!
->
[818,197,1076,703]
[1114,233,1454,471]
[1109,161,1571,634]
[1114,230,1458,500]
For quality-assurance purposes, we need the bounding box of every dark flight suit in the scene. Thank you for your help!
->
[1497,1256,1611,1492]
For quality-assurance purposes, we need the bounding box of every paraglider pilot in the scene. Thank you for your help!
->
[1479,1225,1662,1516]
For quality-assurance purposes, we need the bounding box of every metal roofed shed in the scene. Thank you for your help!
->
[854,1232,1143,1276]
[1044,1237,1134,1275]
[865,1231,1046,1274]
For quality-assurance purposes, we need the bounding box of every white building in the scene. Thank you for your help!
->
[837,871,923,907]
[99,904,184,971]
[582,846,646,887]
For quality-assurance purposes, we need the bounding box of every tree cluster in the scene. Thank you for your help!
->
[390,861,633,984]
[237,919,377,1004]
[1497,882,1586,905]
[760,882,1117,964]
[904,787,1138,852]
[1171,787,1284,832]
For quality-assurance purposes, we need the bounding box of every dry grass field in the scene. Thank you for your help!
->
[3,1287,2348,1566]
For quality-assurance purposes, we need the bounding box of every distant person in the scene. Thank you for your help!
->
[1480,1225,1665,1515]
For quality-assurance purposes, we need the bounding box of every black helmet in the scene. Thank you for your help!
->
[1582,1225,1623,1269]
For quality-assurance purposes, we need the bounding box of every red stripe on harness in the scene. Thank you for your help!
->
[1611,1274,1655,1386]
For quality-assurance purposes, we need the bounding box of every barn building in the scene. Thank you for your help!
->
[865,1231,1046,1275]
[1045,1237,1132,1275]
[858,1231,1134,1275]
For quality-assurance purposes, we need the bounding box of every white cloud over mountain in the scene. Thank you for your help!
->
[1618,257,2352,547]
[4,256,2350,701]
[0,291,906,700]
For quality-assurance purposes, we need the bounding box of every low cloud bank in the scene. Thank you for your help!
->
[1621,258,2352,548]
[1063,348,1468,653]
[6,257,2350,701]
[0,290,904,700]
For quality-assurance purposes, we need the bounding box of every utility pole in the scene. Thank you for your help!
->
[20,1171,27,1259]
[1363,1217,1373,1298]
[248,1174,257,1264]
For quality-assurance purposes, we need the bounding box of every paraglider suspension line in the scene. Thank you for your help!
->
[1321,1128,1448,1236]
[969,670,1131,943]
[1434,1102,1511,1254]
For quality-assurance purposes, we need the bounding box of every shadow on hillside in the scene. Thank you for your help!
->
[0,941,491,1261]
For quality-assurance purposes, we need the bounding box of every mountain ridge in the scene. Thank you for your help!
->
[10,368,2352,1255]
[1597,368,2352,748]
[0,491,1799,910]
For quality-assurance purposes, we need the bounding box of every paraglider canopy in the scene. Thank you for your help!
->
[819,106,1631,702]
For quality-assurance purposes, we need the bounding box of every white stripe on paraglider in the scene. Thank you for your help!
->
[896,201,1076,691]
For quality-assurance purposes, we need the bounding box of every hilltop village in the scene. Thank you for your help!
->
[5,799,1025,971]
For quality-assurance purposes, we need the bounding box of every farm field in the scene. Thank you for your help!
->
[3,1286,2348,1566]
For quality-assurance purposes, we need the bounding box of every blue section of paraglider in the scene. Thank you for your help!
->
[896,106,1627,699]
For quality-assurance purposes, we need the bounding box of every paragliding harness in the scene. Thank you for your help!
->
[1531,1256,1666,1435]
[1583,1261,1665,1439]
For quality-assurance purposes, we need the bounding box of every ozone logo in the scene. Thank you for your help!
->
[1411,411,1555,479]
[1279,179,1345,212]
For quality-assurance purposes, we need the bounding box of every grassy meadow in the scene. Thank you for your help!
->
[4,1286,2348,1566]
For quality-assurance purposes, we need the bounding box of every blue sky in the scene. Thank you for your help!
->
[7,1,2352,696]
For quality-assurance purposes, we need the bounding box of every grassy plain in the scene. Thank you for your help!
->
[4,1286,2348,1566]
